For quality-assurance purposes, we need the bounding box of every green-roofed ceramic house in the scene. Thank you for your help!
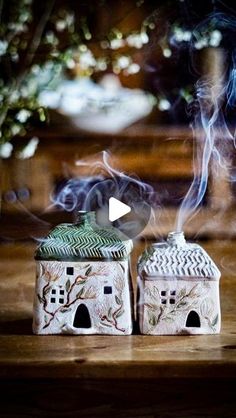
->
[33,211,133,335]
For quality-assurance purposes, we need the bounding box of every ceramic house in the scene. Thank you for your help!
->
[137,231,221,335]
[33,211,133,335]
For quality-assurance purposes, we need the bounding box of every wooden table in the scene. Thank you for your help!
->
[0,240,236,417]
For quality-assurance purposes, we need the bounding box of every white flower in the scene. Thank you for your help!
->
[110,39,124,50]
[31,65,40,75]
[174,28,192,43]
[141,31,149,44]
[209,30,222,47]
[127,33,144,48]
[0,40,8,56]
[17,137,39,159]
[96,58,107,71]
[66,58,75,69]
[45,31,58,45]
[56,20,67,32]
[11,124,21,136]
[117,55,130,69]
[125,63,140,74]
[163,48,172,58]
[194,37,208,50]
[0,142,13,159]
[182,30,192,41]
[16,109,31,123]
[8,22,26,33]
[79,50,96,69]
[158,98,171,111]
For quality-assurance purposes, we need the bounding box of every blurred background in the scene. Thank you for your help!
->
[0,0,236,242]
[1,3,236,416]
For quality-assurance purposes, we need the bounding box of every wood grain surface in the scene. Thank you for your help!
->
[0,240,236,417]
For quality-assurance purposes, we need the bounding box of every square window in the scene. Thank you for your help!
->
[50,298,56,303]
[170,299,175,304]
[51,289,56,295]
[104,286,112,294]
[66,267,74,275]
[161,299,167,304]
[59,298,64,304]
[170,290,176,296]
[59,290,64,295]
[161,291,166,296]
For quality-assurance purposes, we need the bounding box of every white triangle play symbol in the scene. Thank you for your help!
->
[109,197,131,222]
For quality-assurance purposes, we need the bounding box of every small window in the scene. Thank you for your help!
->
[161,299,167,304]
[51,289,56,295]
[104,286,112,294]
[59,290,64,295]
[50,298,56,303]
[66,267,74,275]
[161,290,166,296]
[170,299,175,304]
[170,290,176,296]
[59,298,64,304]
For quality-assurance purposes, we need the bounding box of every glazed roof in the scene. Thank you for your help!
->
[139,233,221,280]
[35,212,133,261]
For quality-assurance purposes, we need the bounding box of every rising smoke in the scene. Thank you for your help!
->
[176,13,236,232]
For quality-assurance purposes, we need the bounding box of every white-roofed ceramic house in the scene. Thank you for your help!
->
[137,232,221,335]
[33,211,133,335]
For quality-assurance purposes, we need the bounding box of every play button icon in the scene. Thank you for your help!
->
[109,197,131,222]
[64,175,153,240]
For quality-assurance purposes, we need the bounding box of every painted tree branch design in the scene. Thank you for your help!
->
[37,262,105,329]
[95,274,126,333]
[144,283,210,332]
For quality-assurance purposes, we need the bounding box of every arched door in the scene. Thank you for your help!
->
[186,311,201,328]
[73,304,91,328]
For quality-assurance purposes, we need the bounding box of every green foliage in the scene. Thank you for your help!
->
[0,0,154,148]
[0,0,83,145]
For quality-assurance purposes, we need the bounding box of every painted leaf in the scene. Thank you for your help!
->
[179,288,186,298]
[108,307,112,318]
[148,313,158,326]
[101,322,112,328]
[118,262,125,273]
[165,316,174,322]
[84,264,90,269]
[177,301,187,308]
[211,314,219,327]
[115,295,122,305]
[76,278,86,285]
[144,303,158,311]
[60,307,72,313]
[66,279,71,292]
[44,286,51,295]
[85,266,92,276]
[37,294,44,304]
[116,309,124,318]
[76,287,84,298]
